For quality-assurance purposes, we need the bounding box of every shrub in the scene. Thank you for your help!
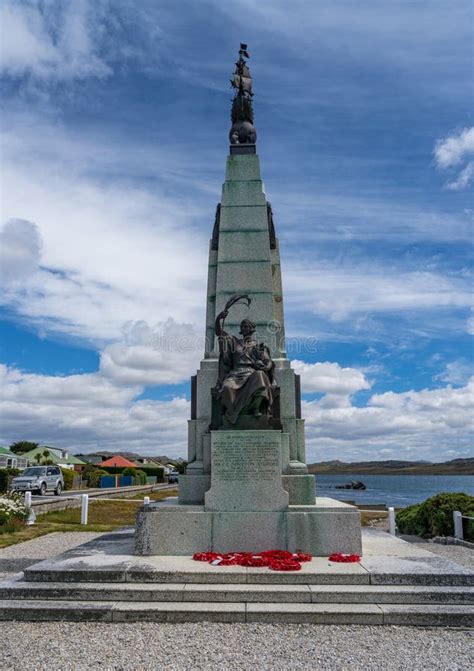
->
[139,466,165,481]
[83,464,109,488]
[0,468,20,494]
[396,492,474,540]
[0,491,29,531]
[60,468,75,490]
[175,462,187,475]
[122,468,137,477]
[135,469,147,485]
[100,466,141,475]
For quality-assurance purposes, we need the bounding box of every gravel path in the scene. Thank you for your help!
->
[0,622,472,670]
[0,532,105,580]
[0,531,472,670]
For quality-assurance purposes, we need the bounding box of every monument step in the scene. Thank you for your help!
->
[0,598,472,625]
[1,580,472,605]
[22,562,473,586]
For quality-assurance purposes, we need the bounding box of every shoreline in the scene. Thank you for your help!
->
[309,468,474,476]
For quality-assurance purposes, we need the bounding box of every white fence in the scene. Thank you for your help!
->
[23,493,156,526]
[453,510,473,541]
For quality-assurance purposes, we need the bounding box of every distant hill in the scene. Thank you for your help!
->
[307,458,474,475]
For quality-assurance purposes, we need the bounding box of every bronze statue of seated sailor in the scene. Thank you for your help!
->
[213,294,277,427]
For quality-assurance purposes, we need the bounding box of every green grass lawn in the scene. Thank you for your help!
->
[0,488,178,549]
[360,510,388,526]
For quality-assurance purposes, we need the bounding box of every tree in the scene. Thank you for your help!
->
[34,453,42,464]
[9,441,39,455]
[176,461,188,475]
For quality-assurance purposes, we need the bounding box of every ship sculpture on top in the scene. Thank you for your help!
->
[229,43,257,145]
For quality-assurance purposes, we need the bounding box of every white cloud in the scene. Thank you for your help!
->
[0,118,210,342]
[467,310,474,336]
[100,319,202,386]
[446,162,474,191]
[303,378,474,463]
[1,361,472,463]
[0,364,138,407]
[436,359,473,386]
[0,364,189,455]
[292,360,370,395]
[435,127,474,168]
[285,265,472,323]
[0,219,42,283]
[0,0,111,81]
[0,1,166,85]
[276,191,473,244]
[435,127,474,190]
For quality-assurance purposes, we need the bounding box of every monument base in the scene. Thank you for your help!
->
[179,474,316,505]
[178,475,211,505]
[135,497,362,556]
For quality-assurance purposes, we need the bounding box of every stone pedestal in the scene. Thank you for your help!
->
[205,431,288,512]
[136,429,361,557]
[135,498,362,556]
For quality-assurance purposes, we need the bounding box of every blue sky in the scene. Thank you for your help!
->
[0,0,473,461]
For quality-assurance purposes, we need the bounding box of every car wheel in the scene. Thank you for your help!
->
[55,482,62,496]
[39,482,46,496]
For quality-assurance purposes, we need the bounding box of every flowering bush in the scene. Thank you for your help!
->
[0,491,29,531]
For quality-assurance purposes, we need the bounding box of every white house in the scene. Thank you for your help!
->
[0,447,28,469]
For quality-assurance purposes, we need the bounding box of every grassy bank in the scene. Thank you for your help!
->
[0,488,178,549]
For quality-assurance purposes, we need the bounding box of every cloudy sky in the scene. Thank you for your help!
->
[0,0,473,462]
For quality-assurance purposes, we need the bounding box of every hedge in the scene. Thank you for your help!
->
[82,464,109,488]
[102,466,164,479]
[60,468,75,491]
[0,468,20,494]
[396,492,474,540]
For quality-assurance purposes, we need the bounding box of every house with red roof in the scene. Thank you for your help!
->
[99,455,138,468]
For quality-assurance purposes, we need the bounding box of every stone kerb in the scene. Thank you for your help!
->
[204,430,289,512]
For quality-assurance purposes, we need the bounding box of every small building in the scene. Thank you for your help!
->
[21,446,86,471]
[0,447,28,469]
[99,455,138,468]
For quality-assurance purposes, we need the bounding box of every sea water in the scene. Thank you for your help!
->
[315,473,474,507]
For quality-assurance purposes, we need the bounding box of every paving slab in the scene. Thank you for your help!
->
[0,599,114,621]
[246,559,369,585]
[182,583,312,602]
[309,585,474,604]
[0,577,187,602]
[246,602,383,624]
[23,529,136,582]
[110,601,246,623]
[125,556,248,584]
[19,527,473,588]
[360,555,473,586]
[379,604,474,626]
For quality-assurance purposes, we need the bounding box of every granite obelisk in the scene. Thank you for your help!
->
[179,44,314,507]
[135,46,362,556]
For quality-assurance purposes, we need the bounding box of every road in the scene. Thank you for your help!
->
[28,483,176,510]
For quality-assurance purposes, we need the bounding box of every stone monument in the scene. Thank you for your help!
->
[136,45,362,556]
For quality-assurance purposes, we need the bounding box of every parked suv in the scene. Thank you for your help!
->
[11,466,64,496]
